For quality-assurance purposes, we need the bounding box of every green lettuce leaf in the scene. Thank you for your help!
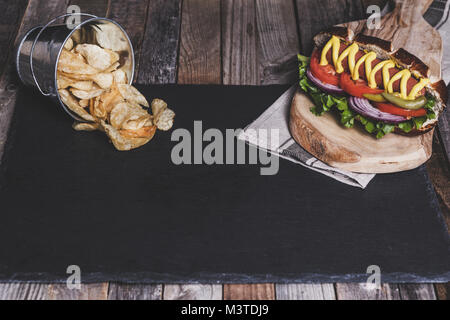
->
[297,54,433,138]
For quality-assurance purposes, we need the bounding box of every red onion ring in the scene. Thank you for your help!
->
[306,68,344,95]
[348,97,407,124]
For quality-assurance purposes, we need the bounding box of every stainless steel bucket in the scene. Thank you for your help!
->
[16,13,135,121]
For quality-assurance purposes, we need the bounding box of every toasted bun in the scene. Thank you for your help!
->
[312,27,448,135]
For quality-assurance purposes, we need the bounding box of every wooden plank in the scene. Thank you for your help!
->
[435,283,450,300]
[163,284,222,300]
[108,283,162,300]
[336,283,401,300]
[222,0,299,298]
[159,0,223,301]
[255,0,300,84]
[398,284,437,300]
[276,283,336,300]
[47,283,108,300]
[0,0,29,77]
[223,283,275,300]
[68,0,109,17]
[107,0,150,83]
[221,0,258,85]
[0,283,48,300]
[136,0,182,84]
[177,0,221,84]
[294,0,365,54]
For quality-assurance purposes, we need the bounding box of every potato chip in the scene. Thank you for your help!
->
[58,89,96,122]
[120,125,156,139]
[104,61,120,73]
[109,102,130,129]
[94,24,129,51]
[58,49,99,75]
[57,76,71,89]
[121,115,152,131]
[100,120,153,151]
[112,69,127,84]
[64,38,74,51]
[57,32,173,151]
[75,44,119,70]
[117,84,149,107]
[79,99,89,108]
[96,86,122,112]
[154,108,175,131]
[72,121,100,131]
[93,96,107,119]
[70,87,104,100]
[151,98,167,117]
[91,72,114,89]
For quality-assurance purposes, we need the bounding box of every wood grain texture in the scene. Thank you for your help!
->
[295,0,365,54]
[276,284,336,300]
[177,0,221,84]
[0,0,29,77]
[336,283,401,300]
[136,0,182,84]
[255,0,300,84]
[435,282,450,300]
[47,283,108,300]
[222,0,299,298]
[107,0,150,82]
[68,0,110,17]
[108,283,162,300]
[398,284,437,300]
[163,284,222,300]
[222,0,258,84]
[0,283,49,300]
[223,283,275,300]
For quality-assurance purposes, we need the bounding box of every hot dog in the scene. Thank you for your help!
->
[297,26,447,138]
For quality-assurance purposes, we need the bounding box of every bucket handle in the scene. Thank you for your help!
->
[30,13,98,96]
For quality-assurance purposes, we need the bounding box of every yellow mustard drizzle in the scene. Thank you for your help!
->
[319,35,429,100]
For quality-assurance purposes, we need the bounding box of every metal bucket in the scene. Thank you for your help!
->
[16,13,135,121]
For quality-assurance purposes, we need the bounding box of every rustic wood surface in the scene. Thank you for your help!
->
[0,0,447,300]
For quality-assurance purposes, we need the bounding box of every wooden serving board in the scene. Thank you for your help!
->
[289,0,442,173]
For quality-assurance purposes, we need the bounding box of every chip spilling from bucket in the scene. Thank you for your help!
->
[57,34,174,151]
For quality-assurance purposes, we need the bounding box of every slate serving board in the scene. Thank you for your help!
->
[0,85,449,283]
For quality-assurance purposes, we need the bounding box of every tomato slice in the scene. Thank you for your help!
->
[309,50,340,86]
[375,103,427,118]
[339,72,384,98]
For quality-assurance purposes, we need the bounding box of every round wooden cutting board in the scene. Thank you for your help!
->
[289,89,433,173]
[289,0,441,173]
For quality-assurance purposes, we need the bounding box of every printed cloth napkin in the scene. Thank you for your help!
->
[238,0,450,189]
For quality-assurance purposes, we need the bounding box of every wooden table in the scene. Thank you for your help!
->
[0,0,448,300]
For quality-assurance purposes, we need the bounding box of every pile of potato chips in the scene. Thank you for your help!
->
[57,32,174,151]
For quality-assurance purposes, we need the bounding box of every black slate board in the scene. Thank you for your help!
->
[0,85,449,283]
